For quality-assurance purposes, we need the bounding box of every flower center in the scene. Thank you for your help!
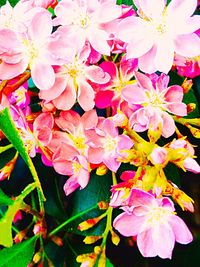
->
[63,60,85,79]
[104,136,117,154]
[72,162,82,174]
[146,207,172,226]
[22,39,39,68]
[144,90,166,109]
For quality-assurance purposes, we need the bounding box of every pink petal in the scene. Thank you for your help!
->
[137,229,157,257]
[34,112,54,132]
[64,176,80,196]
[174,34,200,58]
[31,62,55,90]
[126,37,154,59]
[53,79,76,110]
[56,110,80,132]
[138,0,165,19]
[95,2,122,23]
[0,60,27,80]
[85,65,110,84]
[152,224,175,259]
[102,119,118,137]
[183,157,200,173]
[120,171,135,181]
[138,46,157,74]
[29,10,52,40]
[39,77,66,100]
[100,61,118,80]
[113,212,144,236]
[166,103,187,116]
[88,29,110,55]
[167,0,197,19]
[53,160,73,175]
[103,156,121,172]
[128,188,156,208]
[81,109,98,129]
[77,80,95,111]
[164,85,183,102]
[134,71,153,91]
[95,90,114,109]
[169,215,193,244]
[88,147,104,164]
[160,112,175,138]
[77,168,90,189]
[154,38,175,74]
[122,84,147,104]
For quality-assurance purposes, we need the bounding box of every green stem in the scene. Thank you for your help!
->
[48,204,98,237]
[0,144,13,154]
[173,116,200,127]
[124,125,147,143]
[102,207,113,247]
[112,172,117,186]
[113,54,119,63]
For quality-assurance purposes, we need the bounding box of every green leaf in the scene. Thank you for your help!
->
[0,198,24,247]
[8,0,20,7]
[0,108,45,201]
[0,0,6,7]
[68,171,112,236]
[0,188,13,206]
[0,236,38,267]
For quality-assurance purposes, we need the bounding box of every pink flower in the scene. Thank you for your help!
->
[0,10,62,89]
[113,189,193,259]
[122,72,187,138]
[39,41,110,111]
[54,109,99,156]
[118,0,200,73]
[95,56,138,111]
[54,0,122,55]
[88,119,133,172]
[169,139,200,173]
[52,143,90,195]
[175,53,200,78]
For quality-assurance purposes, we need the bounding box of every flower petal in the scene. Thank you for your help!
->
[169,215,193,244]
[174,33,200,58]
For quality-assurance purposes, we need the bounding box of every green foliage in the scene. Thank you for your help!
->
[0,236,38,267]
[0,0,20,7]
[0,198,24,247]
[67,171,112,236]
[0,189,13,206]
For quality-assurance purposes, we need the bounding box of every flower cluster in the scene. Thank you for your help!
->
[0,0,200,266]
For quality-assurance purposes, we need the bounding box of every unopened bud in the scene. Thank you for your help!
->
[97,248,106,267]
[78,215,104,231]
[172,188,194,212]
[96,165,108,176]
[33,220,47,238]
[14,230,27,243]
[0,152,18,180]
[182,79,193,93]
[187,103,196,114]
[110,229,120,246]
[33,252,42,264]
[83,236,102,244]
[98,201,109,210]
[50,235,63,246]
[186,124,200,138]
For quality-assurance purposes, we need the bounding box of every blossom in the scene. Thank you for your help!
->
[113,189,193,259]
[118,0,200,73]
[54,0,122,55]
[95,56,138,111]
[54,109,99,156]
[0,10,62,89]
[39,41,110,111]
[88,118,133,172]
[52,143,90,195]
[122,72,187,138]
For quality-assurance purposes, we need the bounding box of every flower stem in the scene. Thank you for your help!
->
[0,144,13,154]
[48,204,98,237]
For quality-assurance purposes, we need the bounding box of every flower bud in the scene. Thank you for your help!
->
[83,236,102,244]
